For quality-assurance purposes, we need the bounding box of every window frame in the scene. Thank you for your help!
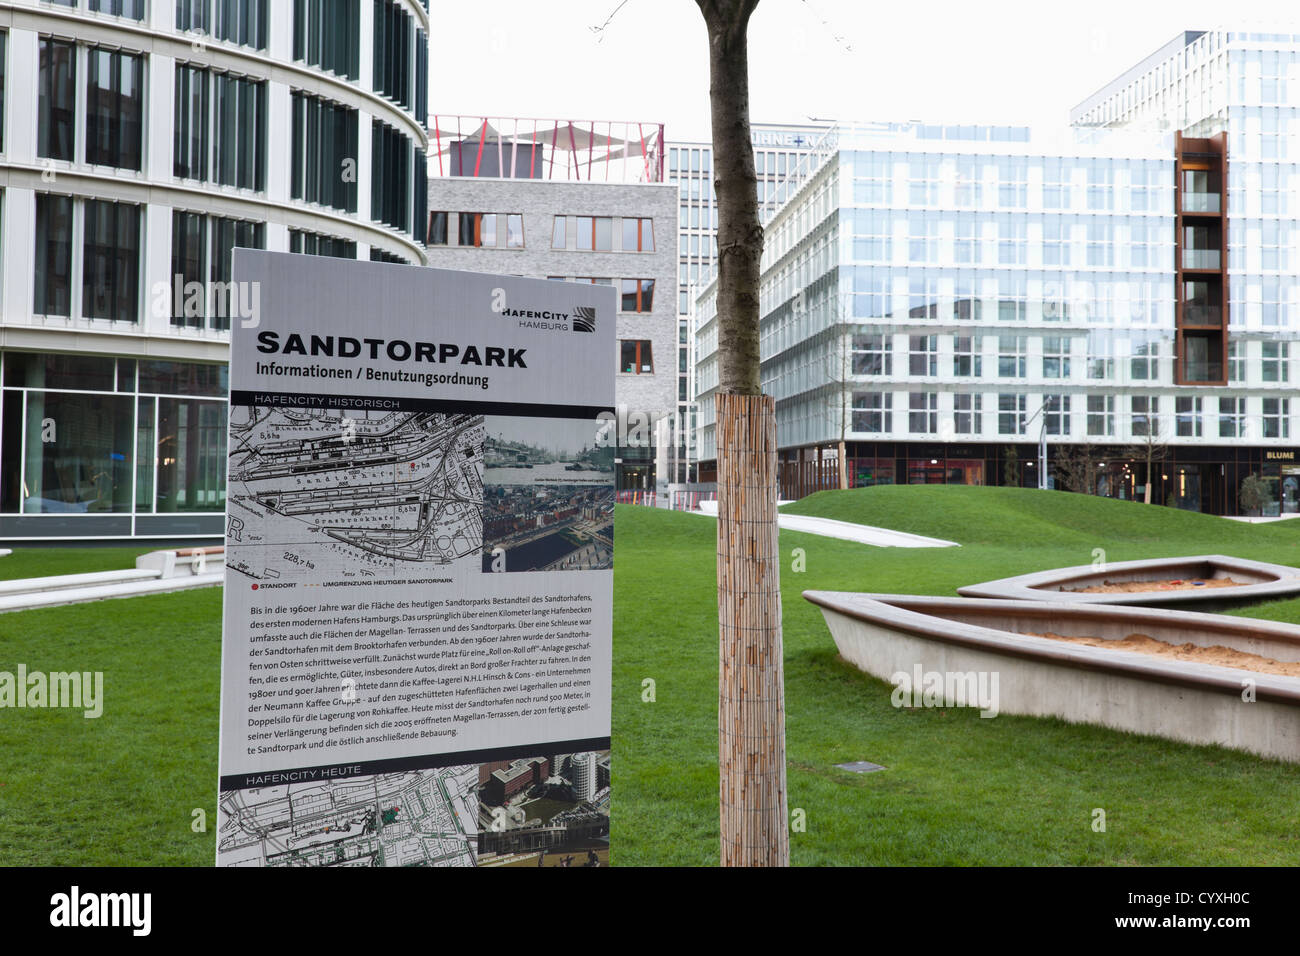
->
[619,339,654,375]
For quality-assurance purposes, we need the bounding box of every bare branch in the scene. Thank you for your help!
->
[589,0,632,41]
[799,0,854,53]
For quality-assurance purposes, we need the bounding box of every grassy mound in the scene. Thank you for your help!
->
[782,484,1300,554]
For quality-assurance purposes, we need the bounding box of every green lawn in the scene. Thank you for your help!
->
[1,486,1299,865]
[0,547,151,582]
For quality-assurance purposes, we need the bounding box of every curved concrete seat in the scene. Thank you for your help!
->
[958,554,1300,610]
[804,590,1300,763]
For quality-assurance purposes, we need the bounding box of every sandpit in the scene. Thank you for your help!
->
[1029,631,1300,677]
[1065,577,1242,594]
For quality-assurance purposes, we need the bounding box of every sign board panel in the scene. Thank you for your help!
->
[216,253,614,867]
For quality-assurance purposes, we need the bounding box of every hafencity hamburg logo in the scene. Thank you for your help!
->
[572,306,596,333]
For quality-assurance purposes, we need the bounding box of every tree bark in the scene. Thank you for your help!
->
[696,0,788,867]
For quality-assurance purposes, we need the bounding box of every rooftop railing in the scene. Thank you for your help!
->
[428,115,665,183]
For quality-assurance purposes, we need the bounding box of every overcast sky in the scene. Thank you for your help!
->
[431,1,1300,143]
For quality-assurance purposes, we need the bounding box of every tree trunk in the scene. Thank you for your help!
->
[696,0,788,867]
[716,393,787,867]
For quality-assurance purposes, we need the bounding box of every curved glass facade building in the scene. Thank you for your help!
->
[0,0,429,538]
[695,30,1300,515]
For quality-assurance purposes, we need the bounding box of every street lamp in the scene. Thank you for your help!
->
[1020,398,1052,491]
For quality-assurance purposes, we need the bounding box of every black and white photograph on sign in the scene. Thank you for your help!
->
[483,416,614,484]
[218,767,479,867]
[225,404,486,582]
[475,750,611,867]
[482,416,615,573]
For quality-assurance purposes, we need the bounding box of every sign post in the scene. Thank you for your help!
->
[216,253,614,867]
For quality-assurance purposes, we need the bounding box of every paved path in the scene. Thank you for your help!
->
[694,500,958,548]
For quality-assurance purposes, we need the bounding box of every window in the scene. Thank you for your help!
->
[997,335,1026,378]
[290,229,357,259]
[622,217,654,251]
[621,279,655,313]
[1176,396,1202,437]
[506,214,524,248]
[620,340,653,374]
[908,335,937,376]
[82,200,141,323]
[34,194,74,317]
[176,0,210,33]
[577,216,614,251]
[954,215,981,263]
[293,0,361,79]
[38,38,76,162]
[852,391,891,433]
[953,335,981,377]
[174,64,209,180]
[1219,397,1245,438]
[998,393,1026,435]
[1087,332,1114,379]
[998,160,1026,207]
[214,0,269,51]
[89,0,145,19]
[458,213,495,247]
[1086,395,1114,437]
[214,71,267,190]
[170,210,264,330]
[1044,395,1070,436]
[373,0,413,109]
[1263,398,1290,439]
[852,334,891,375]
[0,31,6,152]
[909,392,937,434]
[86,45,144,170]
[369,249,409,265]
[1228,340,1244,383]
[997,274,1025,321]
[1131,395,1158,437]
[371,120,414,234]
[1262,341,1290,383]
[1130,334,1159,380]
[290,92,358,213]
[998,219,1026,265]
[908,274,940,319]
[954,394,982,434]
[1042,336,1071,379]
[427,211,447,246]
[551,216,566,249]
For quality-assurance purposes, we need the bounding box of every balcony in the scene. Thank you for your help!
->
[1181,191,1221,214]
[1182,304,1222,326]
[1182,249,1221,270]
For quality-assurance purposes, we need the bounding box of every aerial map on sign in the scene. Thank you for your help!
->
[217,768,479,867]
[225,406,485,582]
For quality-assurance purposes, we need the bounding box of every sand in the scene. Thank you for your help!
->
[1064,577,1243,594]
[1027,631,1300,677]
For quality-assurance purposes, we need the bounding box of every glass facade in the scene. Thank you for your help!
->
[694,35,1300,515]
[1,355,227,522]
[667,123,829,483]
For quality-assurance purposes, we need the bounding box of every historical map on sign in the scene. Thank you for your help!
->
[217,768,479,867]
[225,406,485,582]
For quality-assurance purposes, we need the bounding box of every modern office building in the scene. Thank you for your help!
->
[425,116,677,491]
[0,0,430,539]
[665,122,828,484]
[694,30,1300,515]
